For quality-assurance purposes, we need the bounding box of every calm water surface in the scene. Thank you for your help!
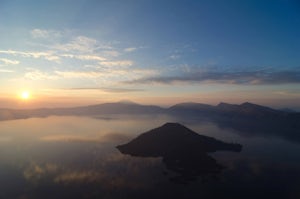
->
[0,115,300,199]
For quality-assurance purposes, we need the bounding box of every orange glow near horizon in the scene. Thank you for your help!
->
[0,88,296,110]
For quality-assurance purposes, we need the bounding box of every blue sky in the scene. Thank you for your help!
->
[0,0,300,108]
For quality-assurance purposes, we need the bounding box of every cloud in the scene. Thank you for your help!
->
[0,50,110,64]
[30,29,62,39]
[54,70,104,79]
[55,68,155,80]
[102,50,120,57]
[127,69,300,85]
[25,69,58,80]
[169,54,181,60]
[100,87,144,93]
[1,29,160,85]
[1,29,144,71]
[124,47,137,52]
[44,55,60,62]
[25,70,104,80]
[66,87,144,93]
[0,58,20,65]
[0,50,60,62]
[62,54,106,61]
[53,36,98,53]
[22,66,157,84]
[0,69,14,73]
[99,60,133,67]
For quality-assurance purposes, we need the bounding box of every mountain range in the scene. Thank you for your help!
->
[1,101,299,142]
[0,101,297,120]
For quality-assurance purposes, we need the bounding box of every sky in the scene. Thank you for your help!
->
[0,0,300,108]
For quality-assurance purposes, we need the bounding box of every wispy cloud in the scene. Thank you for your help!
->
[127,69,300,85]
[0,69,14,73]
[0,50,105,63]
[61,54,106,61]
[30,29,62,39]
[2,29,158,88]
[24,69,105,80]
[52,36,99,53]
[124,47,137,52]
[66,87,144,93]
[169,54,181,60]
[24,69,58,80]
[53,68,155,80]
[0,29,140,68]
[0,50,60,62]
[99,60,133,67]
[102,50,120,57]
[23,66,158,86]
[54,71,104,79]
[30,29,115,53]
[0,58,20,65]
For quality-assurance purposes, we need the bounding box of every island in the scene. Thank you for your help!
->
[117,123,242,183]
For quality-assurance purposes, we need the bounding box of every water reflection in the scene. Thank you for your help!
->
[162,153,223,184]
[0,116,300,198]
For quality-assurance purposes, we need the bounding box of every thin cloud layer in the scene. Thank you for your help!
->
[0,58,20,65]
[66,87,144,93]
[30,29,62,39]
[99,60,133,67]
[128,69,300,85]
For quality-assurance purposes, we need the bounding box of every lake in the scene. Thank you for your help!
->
[0,115,300,199]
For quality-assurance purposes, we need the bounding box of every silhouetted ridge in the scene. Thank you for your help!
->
[117,100,139,105]
[169,102,214,110]
[217,102,234,107]
[240,102,256,107]
[168,103,216,116]
[240,102,277,112]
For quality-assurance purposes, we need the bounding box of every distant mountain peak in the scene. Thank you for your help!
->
[169,102,214,111]
[239,102,279,113]
[216,102,239,111]
[217,102,228,106]
[240,102,261,107]
[117,100,139,105]
[217,102,235,107]
[240,102,251,106]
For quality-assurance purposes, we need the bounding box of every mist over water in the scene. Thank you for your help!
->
[1,115,300,198]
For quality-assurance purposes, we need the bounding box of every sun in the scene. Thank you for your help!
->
[20,91,31,100]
